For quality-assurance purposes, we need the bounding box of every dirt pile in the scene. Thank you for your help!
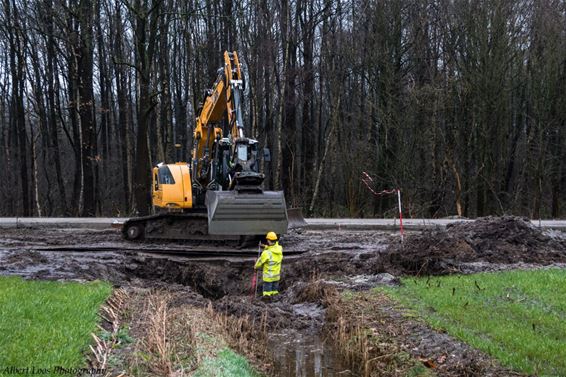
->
[285,279,339,306]
[384,216,566,275]
[212,280,338,331]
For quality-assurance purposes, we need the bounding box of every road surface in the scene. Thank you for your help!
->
[0,217,565,230]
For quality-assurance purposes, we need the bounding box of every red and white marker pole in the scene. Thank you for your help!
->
[361,172,405,241]
[397,189,404,242]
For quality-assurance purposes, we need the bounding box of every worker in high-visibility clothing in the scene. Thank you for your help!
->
[254,231,283,297]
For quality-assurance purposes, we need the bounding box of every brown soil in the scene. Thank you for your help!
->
[1,216,564,375]
[381,216,566,276]
[212,280,338,331]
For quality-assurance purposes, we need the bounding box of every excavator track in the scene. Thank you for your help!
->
[122,213,240,241]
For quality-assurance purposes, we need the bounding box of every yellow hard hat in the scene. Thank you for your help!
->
[266,231,278,241]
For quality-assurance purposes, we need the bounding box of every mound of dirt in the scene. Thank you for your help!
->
[383,216,566,275]
[284,280,339,306]
[213,281,338,330]
[214,296,305,330]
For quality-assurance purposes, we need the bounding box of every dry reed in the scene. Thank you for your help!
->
[144,293,174,375]
[90,288,129,376]
[207,302,271,372]
[325,293,402,377]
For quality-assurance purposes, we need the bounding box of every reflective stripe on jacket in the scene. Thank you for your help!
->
[254,242,283,282]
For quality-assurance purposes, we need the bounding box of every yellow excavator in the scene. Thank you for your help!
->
[123,51,294,241]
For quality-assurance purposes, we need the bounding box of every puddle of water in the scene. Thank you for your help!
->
[270,328,352,377]
[270,304,353,377]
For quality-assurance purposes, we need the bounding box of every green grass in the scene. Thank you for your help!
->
[0,276,112,376]
[380,269,566,376]
[193,348,261,377]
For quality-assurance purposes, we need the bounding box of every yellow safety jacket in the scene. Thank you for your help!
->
[254,242,283,282]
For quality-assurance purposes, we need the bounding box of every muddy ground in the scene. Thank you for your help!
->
[1,216,566,376]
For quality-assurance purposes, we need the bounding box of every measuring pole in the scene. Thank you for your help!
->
[250,243,261,300]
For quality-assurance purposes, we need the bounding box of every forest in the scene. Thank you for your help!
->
[0,0,564,218]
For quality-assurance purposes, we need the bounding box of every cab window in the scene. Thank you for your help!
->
[237,144,248,161]
[158,166,175,184]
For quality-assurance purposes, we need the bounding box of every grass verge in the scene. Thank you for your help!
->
[193,347,260,377]
[381,268,566,376]
[0,276,112,375]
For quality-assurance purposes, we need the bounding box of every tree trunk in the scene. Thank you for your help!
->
[78,0,96,216]
[132,0,162,215]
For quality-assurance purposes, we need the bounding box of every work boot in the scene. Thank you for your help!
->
[260,295,272,303]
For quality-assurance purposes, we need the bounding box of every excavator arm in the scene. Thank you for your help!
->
[224,51,246,139]
[191,66,225,188]
[193,51,264,193]
[193,51,244,175]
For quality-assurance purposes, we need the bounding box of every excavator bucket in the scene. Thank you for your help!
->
[287,207,308,228]
[206,191,288,235]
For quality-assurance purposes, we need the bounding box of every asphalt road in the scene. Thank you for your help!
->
[1,217,566,230]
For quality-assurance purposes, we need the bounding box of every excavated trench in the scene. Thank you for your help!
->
[122,250,383,300]
[2,217,566,375]
[125,257,238,299]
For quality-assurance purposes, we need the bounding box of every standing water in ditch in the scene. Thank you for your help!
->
[269,303,352,376]
[270,330,351,377]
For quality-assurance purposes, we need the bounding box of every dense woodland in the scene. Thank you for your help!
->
[0,0,565,218]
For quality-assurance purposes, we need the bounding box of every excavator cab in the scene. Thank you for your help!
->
[152,163,193,211]
[231,138,262,187]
